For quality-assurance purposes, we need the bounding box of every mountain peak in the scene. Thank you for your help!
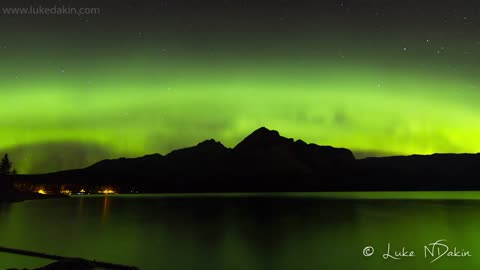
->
[252,127,279,136]
[166,139,228,159]
[196,139,227,151]
[234,127,291,152]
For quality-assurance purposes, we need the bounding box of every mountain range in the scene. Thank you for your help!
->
[17,127,480,192]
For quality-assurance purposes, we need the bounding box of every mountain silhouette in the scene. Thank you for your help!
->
[15,127,480,192]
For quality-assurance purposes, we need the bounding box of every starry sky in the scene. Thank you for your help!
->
[2,0,480,173]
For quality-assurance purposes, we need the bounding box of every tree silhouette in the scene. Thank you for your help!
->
[0,154,12,176]
[0,154,14,191]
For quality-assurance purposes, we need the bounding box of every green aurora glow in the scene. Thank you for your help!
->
[2,1,480,173]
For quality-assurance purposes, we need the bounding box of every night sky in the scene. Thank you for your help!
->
[2,0,480,173]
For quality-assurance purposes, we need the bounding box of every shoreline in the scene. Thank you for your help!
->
[0,191,69,203]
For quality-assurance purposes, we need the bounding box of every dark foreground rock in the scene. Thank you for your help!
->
[33,260,95,270]
[7,259,135,270]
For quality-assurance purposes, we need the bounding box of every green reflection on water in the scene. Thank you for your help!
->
[1,192,480,270]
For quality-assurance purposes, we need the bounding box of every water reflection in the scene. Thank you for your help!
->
[76,196,84,217]
[1,194,480,270]
[101,195,110,224]
[0,202,11,222]
[0,202,10,213]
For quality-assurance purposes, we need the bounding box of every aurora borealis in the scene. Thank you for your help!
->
[2,0,480,173]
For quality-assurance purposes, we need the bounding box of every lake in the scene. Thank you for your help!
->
[1,192,480,270]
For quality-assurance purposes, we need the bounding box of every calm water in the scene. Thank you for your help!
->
[1,192,480,270]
